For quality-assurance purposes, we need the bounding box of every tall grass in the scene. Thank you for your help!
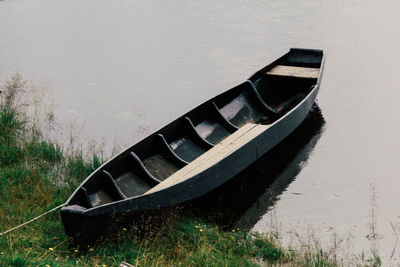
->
[0,75,381,266]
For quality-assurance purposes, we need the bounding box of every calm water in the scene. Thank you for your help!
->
[2,0,400,264]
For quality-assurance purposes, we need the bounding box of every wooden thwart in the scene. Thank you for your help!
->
[145,123,269,194]
[267,65,319,79]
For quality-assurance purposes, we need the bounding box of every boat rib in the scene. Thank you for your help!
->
[60,48,325,246]
[145,123,268,194]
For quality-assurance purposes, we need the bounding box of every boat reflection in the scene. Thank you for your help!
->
[182,104,325,230]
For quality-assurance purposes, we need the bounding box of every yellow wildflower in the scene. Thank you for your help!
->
[74,249,79,253]
[199,229,203,232]
[123,227,127,231]
[48,248,54,252]
[103,264,107,267]
[232,229,236,233]
[231,236,235,240]
[46,265,50,267]
[89,248,94,252]
[195,225,199,229]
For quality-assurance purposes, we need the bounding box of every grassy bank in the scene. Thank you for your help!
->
[0,75,381,266]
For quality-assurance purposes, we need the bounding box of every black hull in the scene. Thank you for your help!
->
[61,48,325,245]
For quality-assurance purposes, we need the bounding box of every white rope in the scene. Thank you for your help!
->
[0,203,65,237]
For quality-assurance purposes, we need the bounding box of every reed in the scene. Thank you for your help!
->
[0,75,380,266]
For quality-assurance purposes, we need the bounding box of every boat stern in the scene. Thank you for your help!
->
[60,205,110,247]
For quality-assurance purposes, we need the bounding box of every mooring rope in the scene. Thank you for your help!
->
[0,203,65,237]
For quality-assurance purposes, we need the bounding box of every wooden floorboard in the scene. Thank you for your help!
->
[145,123,269,194]
[267,65,319,79]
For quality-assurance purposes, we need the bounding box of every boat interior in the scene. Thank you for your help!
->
[68,49,323,209]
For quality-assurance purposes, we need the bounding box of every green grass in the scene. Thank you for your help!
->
[0,75,381,266]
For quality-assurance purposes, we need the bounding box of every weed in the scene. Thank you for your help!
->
[0,75,382,266]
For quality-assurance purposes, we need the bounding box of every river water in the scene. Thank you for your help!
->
[1,0,400,264]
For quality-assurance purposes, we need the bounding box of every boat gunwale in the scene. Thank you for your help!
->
[62,49,325,214]
[79,81,321,216]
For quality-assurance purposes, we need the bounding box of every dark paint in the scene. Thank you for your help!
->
[143,154,179,180]
[182,105,325,229]
[169,136,206,162]
[61,48,324,245]
[195,119,231,144]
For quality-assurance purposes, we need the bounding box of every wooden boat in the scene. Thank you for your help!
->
[61,48,324,244]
